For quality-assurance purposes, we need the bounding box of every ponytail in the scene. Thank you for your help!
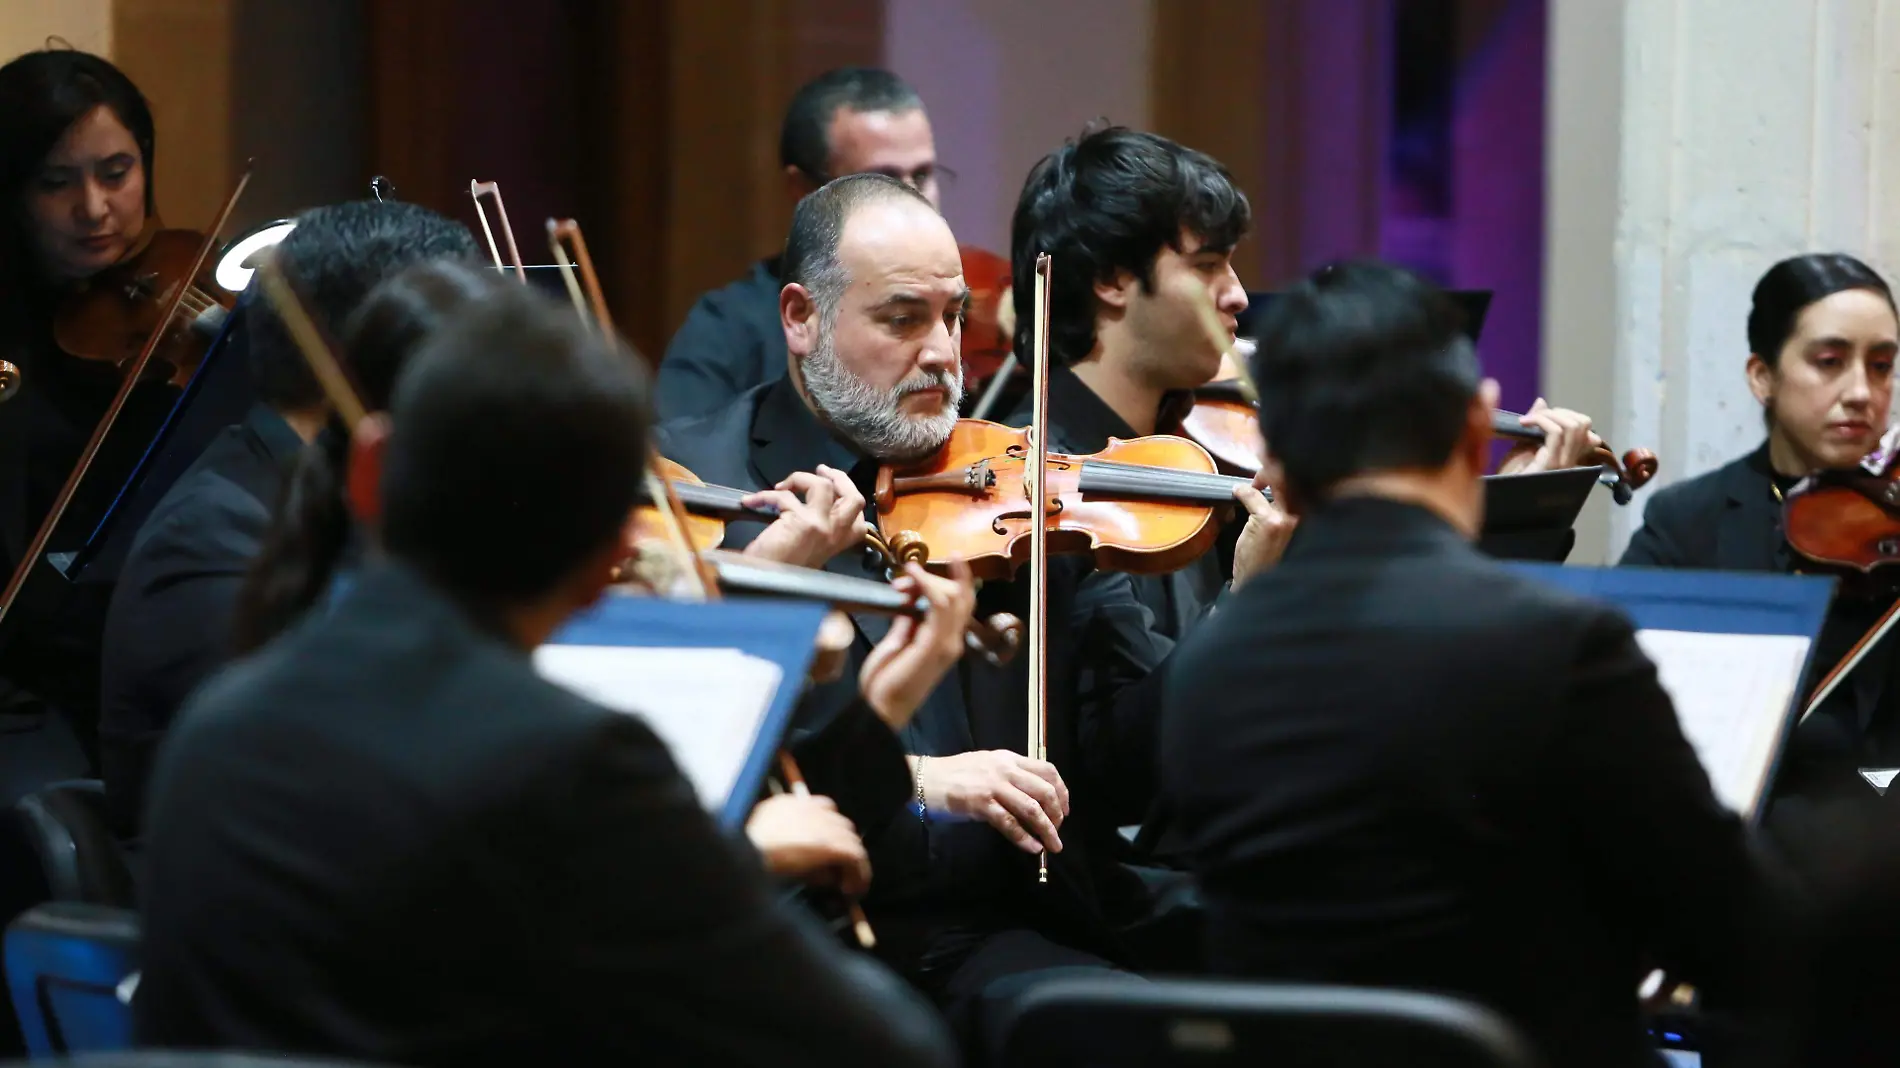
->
[231,422,353,653]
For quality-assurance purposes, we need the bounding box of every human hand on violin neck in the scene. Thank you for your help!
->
[1231,467,1296,591]
[741,464,871,569]
[1495,398,1604,475]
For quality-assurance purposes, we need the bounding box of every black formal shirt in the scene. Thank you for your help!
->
[136,559,954,1067]
[655,257,787,422]
[1620,443,1900,798]
[98,404,305,841]
[1163,497,1796,1068]
[657,379,1180,984]
[1003,367,1230,860]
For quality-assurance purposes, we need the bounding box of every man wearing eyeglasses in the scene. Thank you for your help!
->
[657,67,948,421]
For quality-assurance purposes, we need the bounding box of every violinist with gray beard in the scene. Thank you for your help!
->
[659,173,1282,1053]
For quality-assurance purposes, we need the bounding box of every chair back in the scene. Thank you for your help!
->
[11,781,135,907]
[995,976,1543,1068]
[4,902,139,1056]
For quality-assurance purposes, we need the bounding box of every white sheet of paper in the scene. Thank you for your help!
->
[1633,629,1810,817]
[532,645,784,814]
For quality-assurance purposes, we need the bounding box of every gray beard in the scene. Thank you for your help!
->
[802,334,963,464]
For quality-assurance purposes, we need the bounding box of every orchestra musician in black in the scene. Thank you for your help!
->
[1621,253,1900,802]
[1160,259,1800,1068]
[97,199,479,844]
[137,281,959,1067]
[657,67,944,421]
[0,47,178,790]
[661,172,1244,1057]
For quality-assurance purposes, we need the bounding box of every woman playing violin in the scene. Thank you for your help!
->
[0,47,175,780]
[1623,253,1900,798]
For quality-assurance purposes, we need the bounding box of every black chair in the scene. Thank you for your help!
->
[10,780,135,908]
[995,976,1543,1068]
[4,902,139,1056]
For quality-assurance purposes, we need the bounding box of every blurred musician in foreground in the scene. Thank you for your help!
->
[1622,254,1900,802]
[658,66,943,421]
[138,285,957,1067]
[0,47,177,789]
[98,199,478,844]
[663,173,1212,1056]
[231,258,967,879]
[1161,260,1798,1068]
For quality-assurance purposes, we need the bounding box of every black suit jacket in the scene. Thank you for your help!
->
[654,258,787,422]
[97,404,305,842]
[1163,497,1796,1068]
[658,379,1176,977]
[1620,443,1900,794]
[137,560,954,1068]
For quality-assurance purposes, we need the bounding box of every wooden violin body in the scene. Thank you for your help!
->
[1782,465,1900,588]
[1178,351,1259,476]
[959,245,1014,385]
[54,227,236,390]
[873,420,1228,581]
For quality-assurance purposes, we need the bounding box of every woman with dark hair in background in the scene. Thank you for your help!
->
[1622,253,1900,799]
[0,47,177,789]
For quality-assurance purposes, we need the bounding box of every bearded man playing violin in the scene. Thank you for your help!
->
[660,172,1229,1056]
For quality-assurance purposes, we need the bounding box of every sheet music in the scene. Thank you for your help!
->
[532,645,784,813]
[1633,629,1810,817]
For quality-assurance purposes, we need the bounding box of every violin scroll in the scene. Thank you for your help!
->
[1617,446,1659,490]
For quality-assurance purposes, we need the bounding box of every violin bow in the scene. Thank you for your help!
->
[252,258,369,427]
[469,180,527,283]
[1027,253,1053,886]
[0,162,253,627]
[548,218,616,340]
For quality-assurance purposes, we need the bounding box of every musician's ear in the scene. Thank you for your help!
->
[345,413,392,528]
[1093,268,1136,312]
[783,283,819,361]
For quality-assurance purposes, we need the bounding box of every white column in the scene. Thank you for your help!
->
[1545,0,1900,563]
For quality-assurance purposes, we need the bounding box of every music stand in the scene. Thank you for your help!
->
[1477,467,1600,563]
[537,594,829,830]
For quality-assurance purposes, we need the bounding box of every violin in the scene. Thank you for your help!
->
[53,224,240,390]
[0,166,252,630]
[1777,435,1900,727]
[960,245,1014,384]
[1177,350,1661,505]
[873,420,1238,581]
[1779,446,1900,588]
[1177,347,1260,475]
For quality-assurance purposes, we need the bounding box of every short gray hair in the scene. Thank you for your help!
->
[781,173,933,326]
